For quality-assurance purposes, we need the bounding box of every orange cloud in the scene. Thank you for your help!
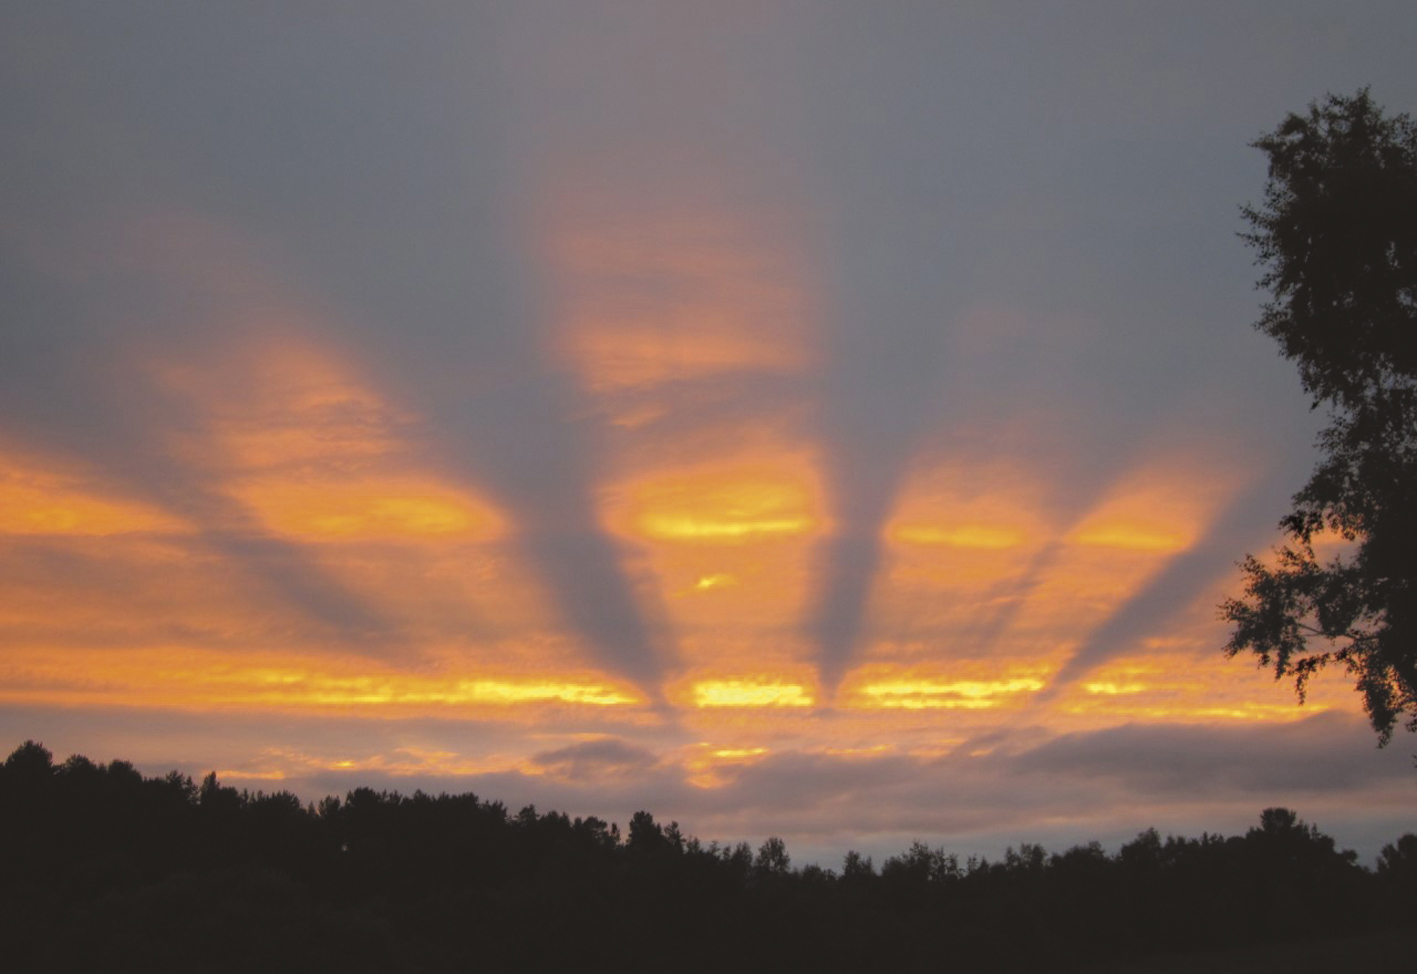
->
[1066,457,1239,553]
[0,644,646,717]
[150,338,512,544]
[856,458,1051,641]
[601,447,829,645]
[841,662,1049,711]
[228,475,505,543]
[1053,653,1351,726]
[138,337,563,630]
[0,448,189,536]
[538,200,818,394]
[884,457,1047,553]
[683,742,771,788]
[689,678,814,709]
[619,466,825,544]
[218,744,537,781]
[1003,452,1249,643]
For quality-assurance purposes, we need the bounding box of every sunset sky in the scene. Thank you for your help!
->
[3,1,1414,864]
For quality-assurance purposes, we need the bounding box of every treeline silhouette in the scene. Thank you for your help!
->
[2,741,1413,972]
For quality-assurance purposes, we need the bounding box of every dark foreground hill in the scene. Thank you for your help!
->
[2,740,1413,973]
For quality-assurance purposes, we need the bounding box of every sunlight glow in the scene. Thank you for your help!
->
[854,677,1044,710]
[451,680,637,707]
[890,523,1025,549]
[153,339,514,544]
[640,513,811,540]
[1052,653,1353,726]
[1065,456,1240,554]
[1083,681,1147,695]
[711,747,769,760]
[683,742,773,788]
[230,476,506,542]
[603,450,828,641]
[0,646,641,714]
[625,474,822,544]
[691,679,814,708]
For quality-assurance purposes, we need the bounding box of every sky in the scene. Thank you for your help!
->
[2,1,1415,864]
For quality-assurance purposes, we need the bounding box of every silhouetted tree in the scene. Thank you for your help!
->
[1222,89,1417,745]
[882,840,960,887]
[841,849,875,882]
[627,809,666,855]
[2,738,53,783]
[1377,832,1417,878]
[4,740,1414,973]
[723,840,754,883]
[753,836,791,877]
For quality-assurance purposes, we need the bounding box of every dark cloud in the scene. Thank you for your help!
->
[14,702,1403,864]
[529,738,661,782]
[1010,712,1413,795]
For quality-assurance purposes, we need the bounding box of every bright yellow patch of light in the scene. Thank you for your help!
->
[1061,698,1330,722]
[604,455,828,551]
[264,677,636,708]
[682,741,774,788]
[692,679,813,708]
[451,680,636,707]
[1083,681,1147,695]
[0,646,639,714]
[1051,650,1365,728]
[607,453,825,634]
[231,477,505,542]
[890,523,1024,549]
[874,697,994,710]
[641,513,810,540]
[856,678,1043,709]
[883,458,1047,552]
[1065,455,1244,554]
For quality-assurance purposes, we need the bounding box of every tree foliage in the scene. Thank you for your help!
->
[1222,88,1417,743]
[2,741,1414,972]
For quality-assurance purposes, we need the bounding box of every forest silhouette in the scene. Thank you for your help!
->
[2,740,1413,972]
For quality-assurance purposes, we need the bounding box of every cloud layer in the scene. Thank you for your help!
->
[3,1,1415,862]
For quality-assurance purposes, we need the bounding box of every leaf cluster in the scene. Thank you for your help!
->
[1224,89,1417,743]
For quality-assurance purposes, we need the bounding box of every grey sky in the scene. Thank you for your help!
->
[2,0,1414,858]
